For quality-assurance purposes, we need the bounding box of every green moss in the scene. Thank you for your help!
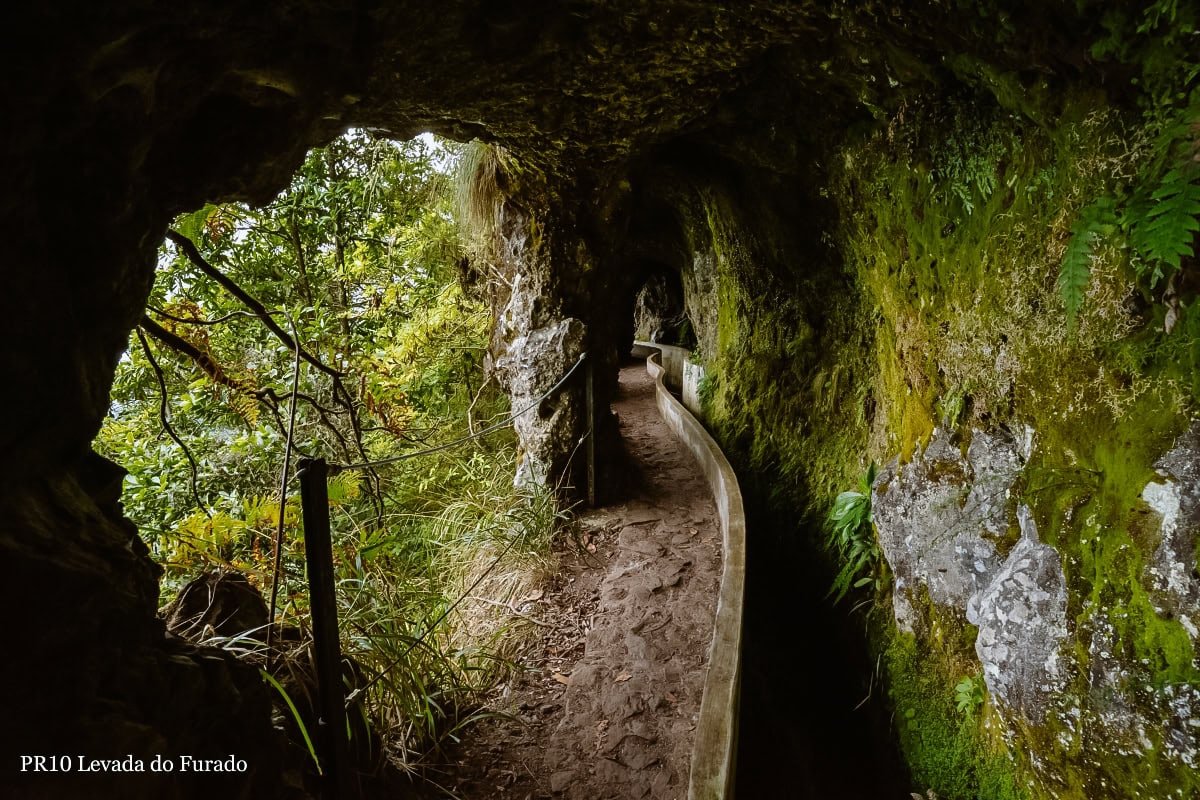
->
[666,30,1197,798]
[884,631,1029,800]
[1024,388,1192,661]
[1007,388,1199,796]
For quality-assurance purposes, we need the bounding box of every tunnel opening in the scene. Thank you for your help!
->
[631,263,693,348]
[94,129,623,796]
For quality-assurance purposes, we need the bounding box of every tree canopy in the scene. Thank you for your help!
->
[97,131,551,768]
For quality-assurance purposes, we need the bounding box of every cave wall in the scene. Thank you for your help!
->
[4,1,1199,798]
[3,4,366,797]
[622,8,1200,799]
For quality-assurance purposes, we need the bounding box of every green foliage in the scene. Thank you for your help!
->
[97,130,554,772]
[1129,167,1200,285]
[954,675,985,718]
[97,130,482,566]
[174,203,219,245]
[826,463,881,602]
[1090,0,1200,120]
[928,101,1011,216]
[1058,198,1117,324]
[1057,108,1199,312]
[338,480,560,763]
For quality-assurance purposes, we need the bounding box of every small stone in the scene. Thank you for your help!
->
[550,770,576,793]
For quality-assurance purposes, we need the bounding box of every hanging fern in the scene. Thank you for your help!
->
[1058,198,1117,325]
[1129,168,1200,287]
[1057,107,1199,324]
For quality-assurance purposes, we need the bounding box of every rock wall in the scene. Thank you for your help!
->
[871,423,1200,797]
[5,2,1199,798]
[612,9,1200,800]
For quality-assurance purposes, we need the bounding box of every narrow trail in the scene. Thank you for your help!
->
[420,362,722,800]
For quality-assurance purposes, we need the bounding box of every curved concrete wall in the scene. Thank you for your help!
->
[631,340,707,420]
[639,345,745,800]
[633,341,688,389]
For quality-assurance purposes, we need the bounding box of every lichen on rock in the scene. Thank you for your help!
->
[969,506,1069,728]
[496,314,587,486]
[873,426,1027,634]
[1142,420,1200,640]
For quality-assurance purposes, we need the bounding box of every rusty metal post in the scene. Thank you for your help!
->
[297,458,353,799]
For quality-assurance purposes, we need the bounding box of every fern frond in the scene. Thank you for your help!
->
[327,471,361,505]
[1058,230,1094,324]
[1058,198,1117,325]
[1131,169,1200,285]
[229,391,259,426]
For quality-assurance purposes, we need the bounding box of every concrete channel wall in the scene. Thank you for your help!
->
[632,342,745,800]
[631,342,707,420]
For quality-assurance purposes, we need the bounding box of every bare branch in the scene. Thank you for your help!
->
[164,229,345,378]
[148,305,271,327]
[141,315,348,456]
[136,327,209,518]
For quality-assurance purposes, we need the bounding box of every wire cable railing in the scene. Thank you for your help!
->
[287,350,591,799]
[332,353,588,473]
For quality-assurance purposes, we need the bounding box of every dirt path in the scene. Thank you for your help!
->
[418,362,722,800]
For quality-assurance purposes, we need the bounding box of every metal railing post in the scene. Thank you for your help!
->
[297,457,353,799]
[586,357,596,507]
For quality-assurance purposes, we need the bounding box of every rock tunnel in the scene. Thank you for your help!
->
[6,2,1200,798]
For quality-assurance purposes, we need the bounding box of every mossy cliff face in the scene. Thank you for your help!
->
[832,70,1200,797]
[631,10,1200,799]
[4,1,1198,797]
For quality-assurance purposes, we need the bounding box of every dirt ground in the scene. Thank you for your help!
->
[415,362,723,800]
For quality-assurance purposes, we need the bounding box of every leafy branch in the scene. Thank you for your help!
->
[140,315,331,458]
[147,304,268,327]
[164,229,385,520]
[165,229,345,379]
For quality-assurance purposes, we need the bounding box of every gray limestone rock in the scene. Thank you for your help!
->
[872,427,1026,632]
[1080,609,1200,772]
[969,506,1069,726]
[1142,420,1200,638]
[495,315,587,486]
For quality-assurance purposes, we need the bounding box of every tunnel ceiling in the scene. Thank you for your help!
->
[8,1,1116,473]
